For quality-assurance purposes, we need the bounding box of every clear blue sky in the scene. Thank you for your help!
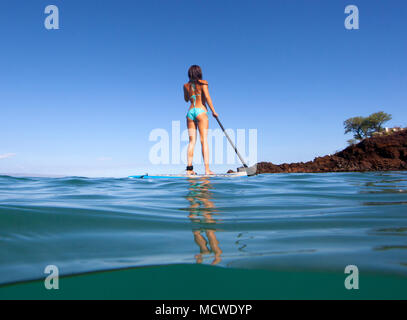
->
[1,0,406,177]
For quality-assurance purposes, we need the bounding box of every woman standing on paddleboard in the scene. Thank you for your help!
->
[183,65,218,175]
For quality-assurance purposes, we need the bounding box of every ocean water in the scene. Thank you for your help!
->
[0,172,407,290]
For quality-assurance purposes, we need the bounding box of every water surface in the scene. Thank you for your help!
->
[1,172,407,285]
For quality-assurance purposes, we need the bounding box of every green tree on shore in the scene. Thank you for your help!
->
[368,112,392,132]
[344,111,392,142]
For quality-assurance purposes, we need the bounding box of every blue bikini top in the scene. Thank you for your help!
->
[188,80,208,107]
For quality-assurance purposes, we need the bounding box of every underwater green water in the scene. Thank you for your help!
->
[0,172,406,298]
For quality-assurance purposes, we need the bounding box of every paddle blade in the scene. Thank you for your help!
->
[237,165,257,176]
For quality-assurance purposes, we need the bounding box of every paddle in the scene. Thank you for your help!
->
[214,115,257,176]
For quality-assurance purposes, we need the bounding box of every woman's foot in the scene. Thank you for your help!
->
[186,170,196,175]
[205,170,215,175]
[195,254,203,264]
[211,254,222,265]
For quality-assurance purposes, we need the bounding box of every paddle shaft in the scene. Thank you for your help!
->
[214,116,248,168]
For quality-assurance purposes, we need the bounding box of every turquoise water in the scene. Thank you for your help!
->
[1,172,407,286]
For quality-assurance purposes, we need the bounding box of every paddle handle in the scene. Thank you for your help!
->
[214,116,248,168]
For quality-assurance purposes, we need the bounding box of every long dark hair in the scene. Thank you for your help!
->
[188,65,202,83]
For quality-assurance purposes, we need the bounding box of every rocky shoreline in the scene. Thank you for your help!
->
[256,130,407,174]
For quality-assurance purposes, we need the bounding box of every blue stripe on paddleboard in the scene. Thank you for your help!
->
[128,173,247,179]
[129,175,185,179]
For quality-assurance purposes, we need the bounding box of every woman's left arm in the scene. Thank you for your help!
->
[202,84,218,118]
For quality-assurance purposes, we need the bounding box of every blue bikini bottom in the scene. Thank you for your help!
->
[187,107,207,121]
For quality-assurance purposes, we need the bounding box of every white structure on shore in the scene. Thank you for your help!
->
[385,127,404,133]
[373,127,406,136]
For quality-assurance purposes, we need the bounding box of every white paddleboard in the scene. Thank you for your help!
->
[129,172,247,179]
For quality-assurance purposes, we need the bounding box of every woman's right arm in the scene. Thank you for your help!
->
[202,84,218,117]
[183,85,189,102]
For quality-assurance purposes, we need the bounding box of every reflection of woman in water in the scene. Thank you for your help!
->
[186,177,222,265]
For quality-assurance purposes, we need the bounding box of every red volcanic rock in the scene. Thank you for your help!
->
[256,130,407,174]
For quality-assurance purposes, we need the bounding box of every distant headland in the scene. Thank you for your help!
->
[256,128,407,174]
[244,111,407,174]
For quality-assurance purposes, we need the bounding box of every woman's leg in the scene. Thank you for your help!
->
[196,113,215,175]
[186,117,197,175]
[206,230,222,265]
